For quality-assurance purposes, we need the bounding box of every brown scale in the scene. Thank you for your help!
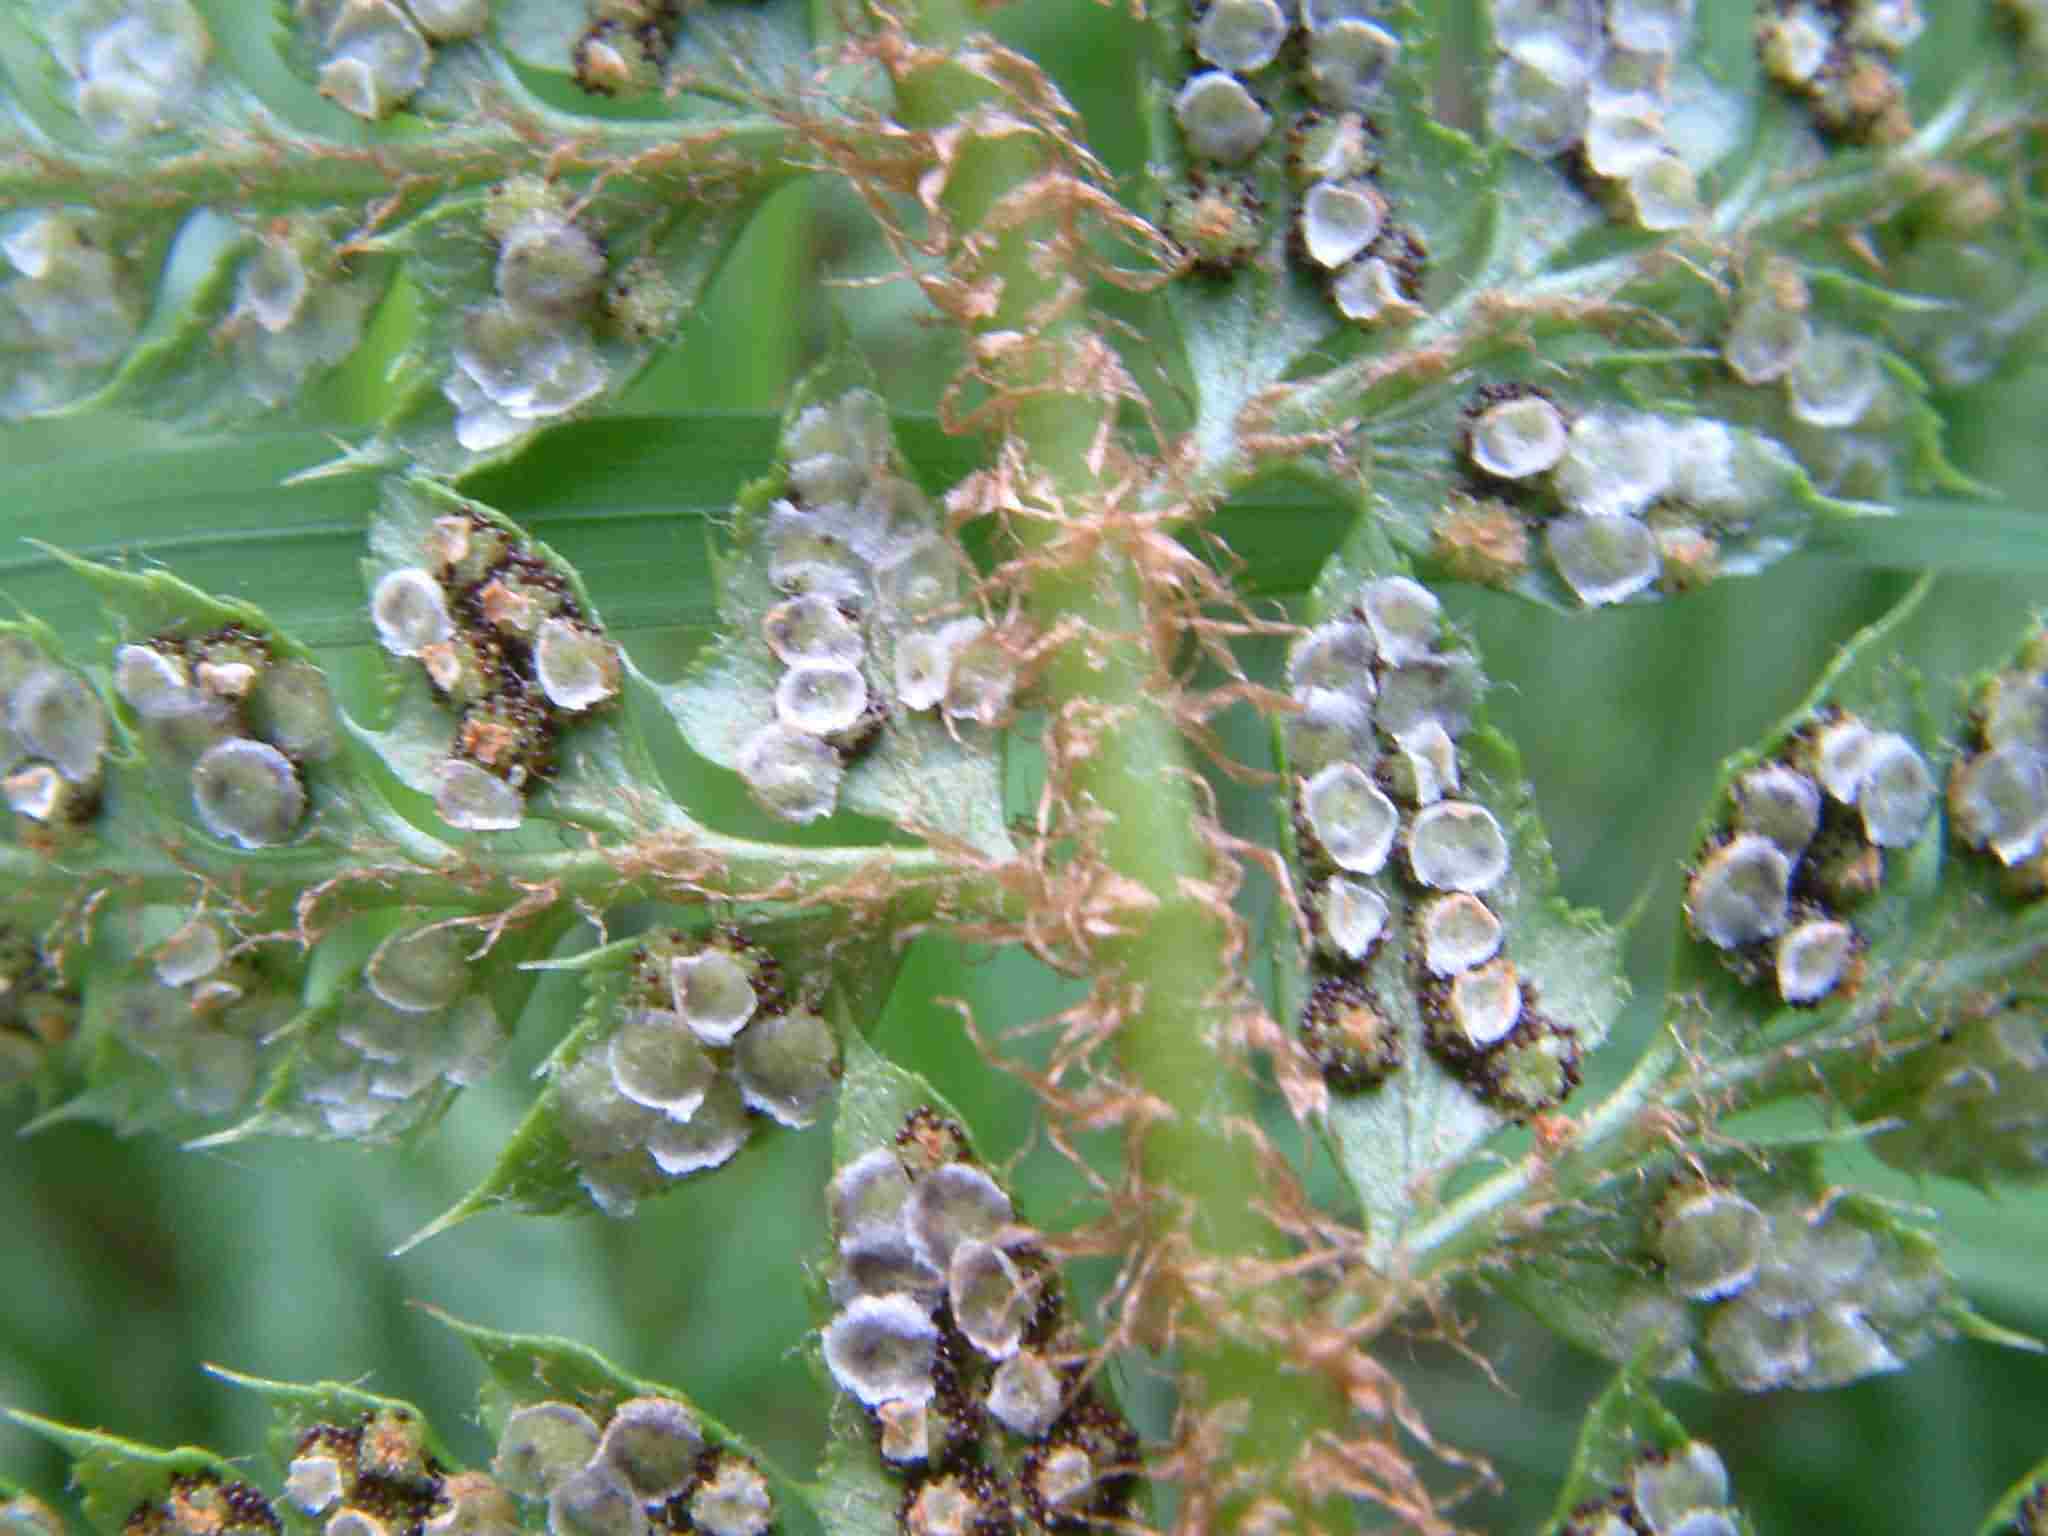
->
[1298,971,1402,1091]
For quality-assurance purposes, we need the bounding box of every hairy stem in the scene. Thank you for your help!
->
[889,2,1357,1520]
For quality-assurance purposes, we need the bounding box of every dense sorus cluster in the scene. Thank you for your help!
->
[1949,630,2048,896]
[1485,0,1705,230]
[1684,707,1935,1006]
[286,919,509,1141]
[737,388,1010,823]
[0,927,77,1092]
[1443,381,1807,606]
[489,1393,775,1536]
[1843,993,2048,1186]
[572,0,682,97]
[1288,577,1582,1111]
[300,0,488,121]
[283,1412,530,1536]
[1559,1440,1740,1536]
[123,1474,279,1536]
[1167,2,1425,321]
[373,507,623,833]
[1757,0,1922,146]
[446,179,613,453]
[1626,1177,1953,1392]
[557,928,838,1216]
[115,622,338,850]
[2,627,108,835]
[820,1111,1140,1536]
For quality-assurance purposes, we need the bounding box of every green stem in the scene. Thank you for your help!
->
[0,826,1005,933]
[0,114,817,214]
[889,2,1357,1520]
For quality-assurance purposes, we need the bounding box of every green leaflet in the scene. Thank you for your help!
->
[359,475,690,841]
[815,1034,1149,1536]
[402,909,899,1244]
[1975,1452,2048,1536]
[660,354,1011,858]
[2,1414,243,1536]
[421,1307,813,1533]
[1280,529,1623,1261]
[1497,1135,1999,1396]
[1541,1370,1753,1536]
[1662,583,2048,1189]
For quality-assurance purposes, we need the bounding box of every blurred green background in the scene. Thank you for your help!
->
[6,2,2048,1532]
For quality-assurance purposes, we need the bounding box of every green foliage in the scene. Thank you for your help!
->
[6,0,2048,1533]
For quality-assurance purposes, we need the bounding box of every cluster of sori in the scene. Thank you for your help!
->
[1949,635,2048,894]
[1686,709,1934,1006]
[491,1395,774,1536]
[115,623,338,849]
[1,630,109,833]
[1288,579,1584,1112]
[1623,1179,1951,1392]
[285,1411,524,1536]
[1166,2,1426,323]
[106,908,297,1119]
[372,506,623,832]
[1851,994,2048,1185]
[1486,0,1702,231]
[557,930,838,1215]
[48,0,209,143]
[1561,1441,1740,1536]
[1721,257,1895,487]
[0,209,141,418]
[118,1473,279,1536]
[1757,0,1922,145]
[299,0,487,121]
[0,928,78,1091]
[1446,382,1791,605]
[444,179,617,453]
[822,1111,1140,1536]
[571,0,682,96]
[286,921,508,1139]
[223,214,379,410]
[736,388,1004,824]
